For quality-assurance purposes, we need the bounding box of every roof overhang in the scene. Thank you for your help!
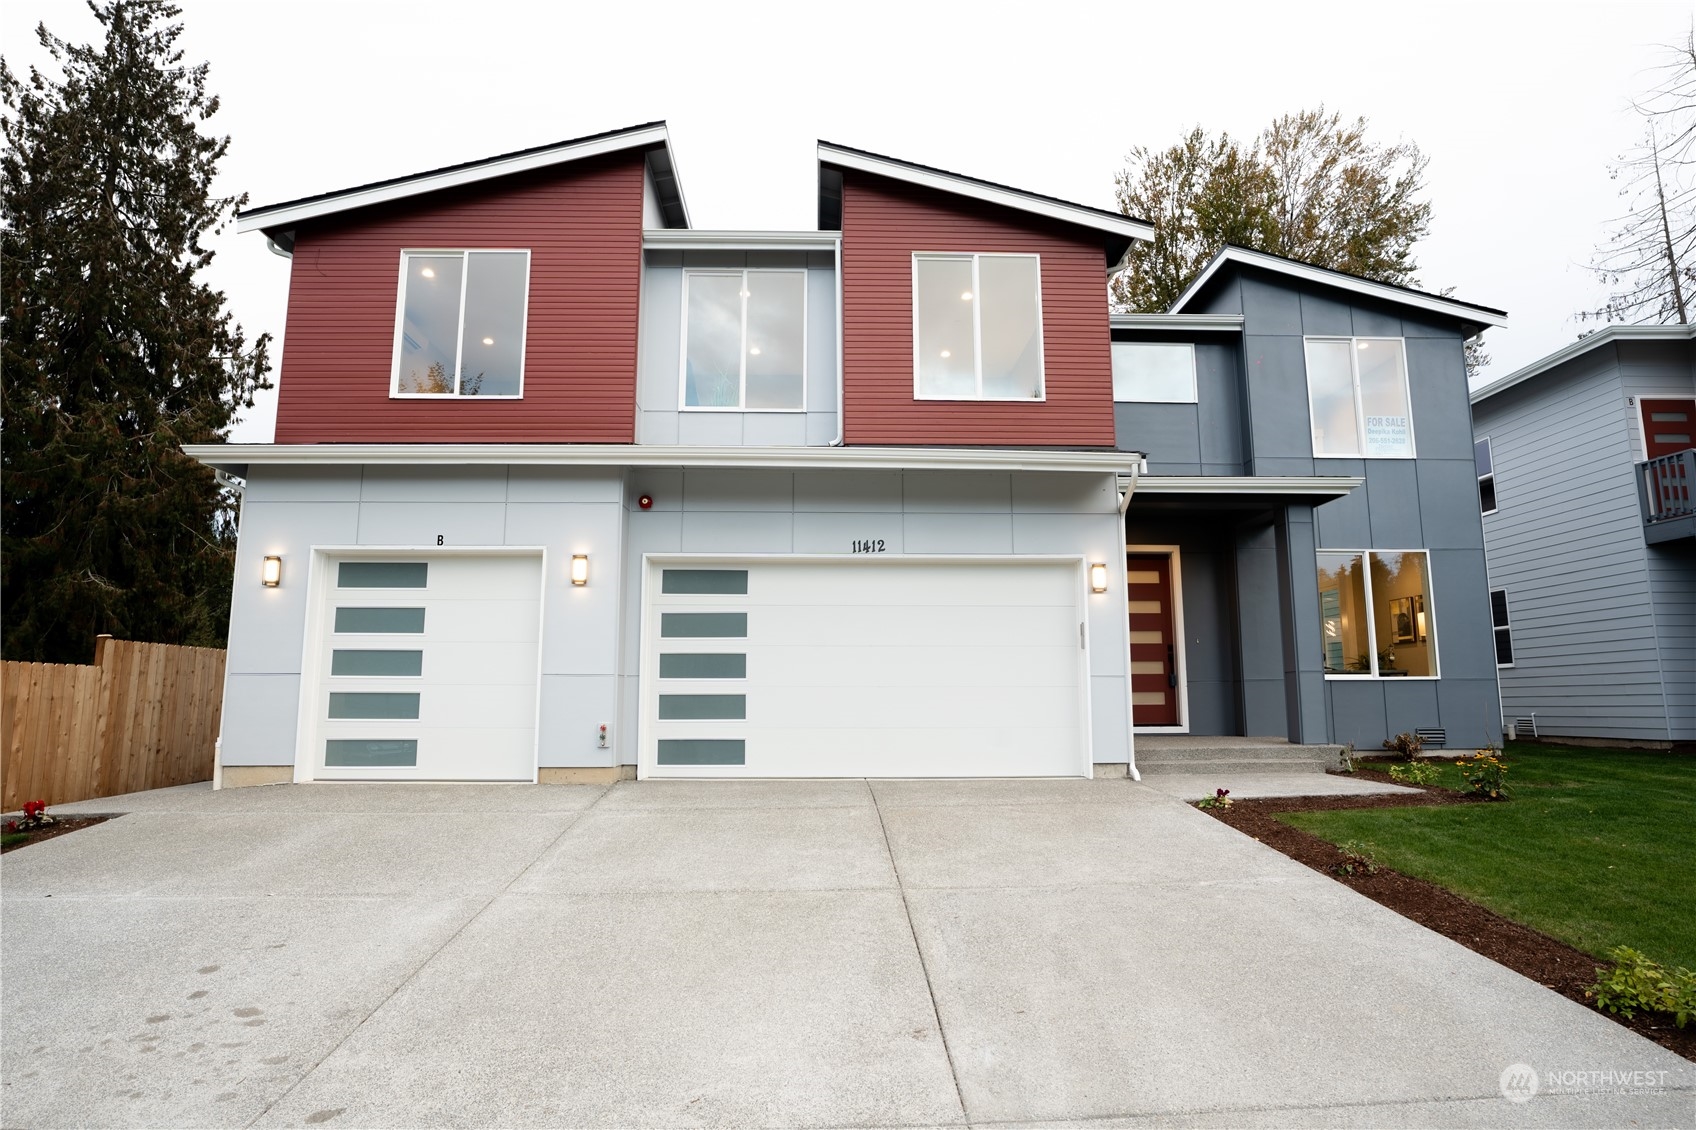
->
[1471,323,1696,404]
[643,229,839,253]
[1171,246,1508,335]
[237,122,685,249]
[185,444,1141,478]
[816,141,1153,273]
[1110,314,1243,333]
[1126,474,1363,498]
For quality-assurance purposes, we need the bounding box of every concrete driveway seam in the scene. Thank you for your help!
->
[236,782,615,1129]
[869,782,972,1127]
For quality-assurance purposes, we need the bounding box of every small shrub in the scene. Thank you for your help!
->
[1382,731,1423,761]
[1196,788,1233,810]
[1333,840,1380,877]
[1455,750,1510,799]
[1388,760,1439,786]
[1336,744,1357,773]
[1590,947,1696,1027]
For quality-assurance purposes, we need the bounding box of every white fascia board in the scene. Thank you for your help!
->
[1171,247,1509,330]
[818,143,1154,246]
[236,125,672,234]
[1110,313,1244,332]
[1470,323,1696,404]
[643,230,840,253]
[1129,474,1364,497]
[182,443,1141,476]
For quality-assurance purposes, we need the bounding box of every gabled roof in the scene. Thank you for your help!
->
[237,121,688,248]
[816,141,1153,272]
[1171,244,1508,335]
[1471,323,1696,404]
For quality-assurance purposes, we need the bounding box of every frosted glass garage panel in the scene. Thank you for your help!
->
[328,692,421,720]
[661,612,748,638]
[661,569,749,595]
[331,650,424,677]
[659,653,747,679]
[337,562,428,588]
[325,739,418,767]
[335,607,426,634]
[658,739,746,766]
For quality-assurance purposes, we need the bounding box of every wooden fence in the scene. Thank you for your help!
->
[1,636,225,810]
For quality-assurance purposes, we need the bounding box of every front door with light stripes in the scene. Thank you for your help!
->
[1126,553,1179,726]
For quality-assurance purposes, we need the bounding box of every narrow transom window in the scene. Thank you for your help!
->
[914,253,1043,400]
[1490,588,1514,667]
[393,250,530,397]
[1304,337,1414,457]
[1315,549,1438,678]
[1475,437,1497,515]
[1112,342,1197,402]
[683,270,806,410]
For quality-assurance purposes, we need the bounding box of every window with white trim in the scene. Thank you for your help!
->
[1475,437,1497,514]
[1112,342,1197,402]
[1316,549,1438,677]
[392,251,529,397]
[682,269,806,410]
[1304,337,1415,457]
[1490,588,1514,667]
[914,253,1043,400]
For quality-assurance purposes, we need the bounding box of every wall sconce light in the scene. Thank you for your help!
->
[261,555,282,587]
[1089,562,1109,593]
[570,554,589,586]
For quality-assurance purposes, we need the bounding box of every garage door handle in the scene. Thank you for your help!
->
[1168,646,1177,688]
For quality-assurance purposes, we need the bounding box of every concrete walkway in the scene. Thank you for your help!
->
[2,779,1688,1128]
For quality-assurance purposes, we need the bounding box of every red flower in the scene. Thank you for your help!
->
[22,801,45,818]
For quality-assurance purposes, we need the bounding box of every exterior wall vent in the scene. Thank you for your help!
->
[1415,727,1446,749]
[1509,716,1537,740]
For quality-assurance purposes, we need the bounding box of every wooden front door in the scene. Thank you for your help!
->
[1641,399,1696,458]
[1126,553,1179,726]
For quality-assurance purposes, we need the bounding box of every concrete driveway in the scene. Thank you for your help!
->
[2,778,1689,1129]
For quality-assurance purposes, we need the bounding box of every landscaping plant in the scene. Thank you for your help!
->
[1590,947,1696,1028]
[1196,788,1233,810]
[5,800,55,833]
[1387,760,1439,786]
[1382,731,1423,761]
[1333,840,1380,877]
[1455,750,1510,799]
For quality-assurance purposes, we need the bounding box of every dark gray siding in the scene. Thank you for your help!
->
[1113,341,1244,473]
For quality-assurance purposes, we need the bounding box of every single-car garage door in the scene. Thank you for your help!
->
[642,558,1089,778]
[305,553,542,781]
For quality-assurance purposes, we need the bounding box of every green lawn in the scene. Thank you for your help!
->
[1285,743,1696,969]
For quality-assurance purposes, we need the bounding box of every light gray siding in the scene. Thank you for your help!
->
[635,249,839,446]
[1472,346,1680,741]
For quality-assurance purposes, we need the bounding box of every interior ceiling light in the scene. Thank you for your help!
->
[421,266,435,278]
[482,337,494,345]
[961,291,973,301]
[1357,341,1370,350]
[749,346,761,355]
[940,350,951,358]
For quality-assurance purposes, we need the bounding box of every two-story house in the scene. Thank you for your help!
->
[1470,325,1694,747]
[189,121,1509,786]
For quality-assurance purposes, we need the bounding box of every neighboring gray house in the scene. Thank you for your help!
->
[1115,246,1508,751]
[1470,325,1695,746]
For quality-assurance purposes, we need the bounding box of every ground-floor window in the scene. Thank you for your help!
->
[1316,549,1438,678]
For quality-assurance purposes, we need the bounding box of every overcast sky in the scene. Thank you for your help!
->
[5,0,1691,441]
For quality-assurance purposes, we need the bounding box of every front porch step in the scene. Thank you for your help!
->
[1133,736,1346,775]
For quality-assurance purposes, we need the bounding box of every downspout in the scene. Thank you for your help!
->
[831,232,845,445]
[1118,461,1141,780]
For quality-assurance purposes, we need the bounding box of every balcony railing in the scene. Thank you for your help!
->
[1639,447,1695,540]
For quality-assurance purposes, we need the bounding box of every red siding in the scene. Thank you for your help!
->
[840,171,1115,447]
[273,153,644,443]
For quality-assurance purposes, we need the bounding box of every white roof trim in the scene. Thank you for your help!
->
[1171,246,1509,330]
[1470,323,1696,403]
[818,143,1153,246]
[183,444,1141,476]
[237,124,672,234]
[1111,314,1243,332]
[643,230,840,253]
[1127,474,1363,497]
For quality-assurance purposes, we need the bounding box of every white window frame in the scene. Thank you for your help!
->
[911,252,1046,402]
[1476,435,1498,516]
[1303,336,1416,458]
[1490,587,1514,669]
[1318,548,1441,680]
[390,249,531,400]
[1112,341,1198,403]
[678,268,808,413]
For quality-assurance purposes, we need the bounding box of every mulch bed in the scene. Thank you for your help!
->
[1,815,112,854]
[1199,765,1695,1062]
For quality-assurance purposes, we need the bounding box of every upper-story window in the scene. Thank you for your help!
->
[1304,337,1414,457]
[913,253,1043,401]
[1112,342,1196,403]
[392,250,530,398]
[1475,437,1498,514]
[683,270,806,411]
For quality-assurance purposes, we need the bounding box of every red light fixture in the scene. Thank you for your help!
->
[638,494,654,510]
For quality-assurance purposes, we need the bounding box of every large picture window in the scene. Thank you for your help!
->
[392,250,529,397]
[1304,337,1414,457]
[1316,549,1438,678]
[682,270,806,410]
[914,253,1043,400]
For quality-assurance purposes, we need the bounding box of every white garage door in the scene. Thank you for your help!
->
[642,559,1089,778]
[306,554,542,781]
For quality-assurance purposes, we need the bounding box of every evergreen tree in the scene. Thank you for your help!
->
[2,1,270,663]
